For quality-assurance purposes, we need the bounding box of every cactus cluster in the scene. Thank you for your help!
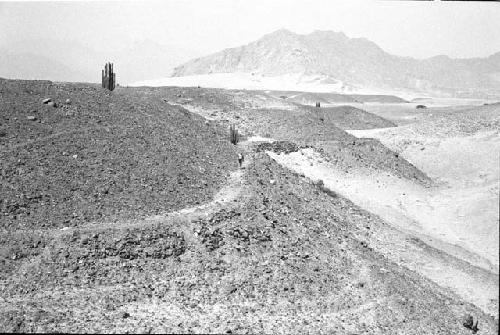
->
[229,124,239,145]
[102,62,116,91]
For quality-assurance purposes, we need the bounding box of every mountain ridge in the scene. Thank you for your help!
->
[172,29,500,97]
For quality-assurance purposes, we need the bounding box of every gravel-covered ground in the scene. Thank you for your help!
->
[0,79,238,230]
[1,79,496,333]
[1,150,497,333]
[299,105,397,130]
[150,85,429,185]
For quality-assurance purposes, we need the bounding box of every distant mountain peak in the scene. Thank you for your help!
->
[259,28,300,43]
[269,28,295,35]
[310,30,348,38]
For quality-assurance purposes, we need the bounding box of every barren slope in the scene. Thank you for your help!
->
[153,85,431,185]
[346,103,500,271]
[300,105,397,130]
[0,79,238,230]
[2,81,495,333]
[1,147,497,333]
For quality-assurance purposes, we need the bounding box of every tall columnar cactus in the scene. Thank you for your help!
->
[102,62,116,91]
[229,124,239,145]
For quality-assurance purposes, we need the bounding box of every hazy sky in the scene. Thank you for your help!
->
[1,0,499,59]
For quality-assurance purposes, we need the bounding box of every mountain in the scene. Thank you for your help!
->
[172,29,500,98]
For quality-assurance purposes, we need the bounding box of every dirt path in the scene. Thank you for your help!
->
[8,140,252,244]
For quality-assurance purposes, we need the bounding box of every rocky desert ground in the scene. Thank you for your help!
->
[0,78,498,334]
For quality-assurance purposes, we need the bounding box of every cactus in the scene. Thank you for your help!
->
[229,125,239,145]
[102,62,116,91]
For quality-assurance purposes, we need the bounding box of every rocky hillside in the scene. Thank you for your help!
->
[274,91,356,103]
[265,91,408,104]
[349,95,408,103]
[151,86,431,185]
[173,29,500,98]
[1,149,496,333]
[301,105,397,130]
[0,79,238,230]
[1,80,496,333]
[399,102,500,138]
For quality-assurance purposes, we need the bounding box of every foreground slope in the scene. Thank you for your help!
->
[1,81,496,333]
[1,148,497,333]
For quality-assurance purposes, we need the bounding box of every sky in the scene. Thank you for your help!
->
[1,0,500,60]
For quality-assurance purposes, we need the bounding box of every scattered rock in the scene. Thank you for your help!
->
[256,141,301,154]
[120,311,130,319]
